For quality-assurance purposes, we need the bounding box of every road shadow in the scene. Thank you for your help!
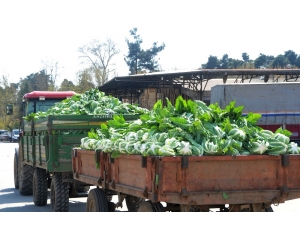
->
[0,188,125,212]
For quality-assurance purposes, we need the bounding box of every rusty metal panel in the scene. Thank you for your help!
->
[158,155,282,194]
[72,149,102,186]
[72,148,300,205]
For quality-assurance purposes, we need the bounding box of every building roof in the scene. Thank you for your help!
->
[98,69,300,99]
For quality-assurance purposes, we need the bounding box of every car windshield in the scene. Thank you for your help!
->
[13,130,19,135]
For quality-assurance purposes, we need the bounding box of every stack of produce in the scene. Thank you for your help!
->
[81,96,300,157]
[24,89,149,121]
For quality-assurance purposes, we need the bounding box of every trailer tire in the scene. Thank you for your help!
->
[50,173,69,212]
[107,195,113,202]
[86,188,108,212]
[264,206,273,212]
[137,200,164,212]
[33,168,48,206]
[14,152,19,189]
[19,163,34,195]
[125,195,144,212]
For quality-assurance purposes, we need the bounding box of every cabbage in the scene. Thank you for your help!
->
[146,143,161,156]
[257,130,274,140]
[136,129,148,141]
[203,140,219,155]
[118,141,128,154]
[158,145,176,156]
[287,142,299,154]
[228,128,246,141]
[133,141,142,154]
[274,133,290,145]
[125,141,136,154]
[125,132,137,141]
[249,140,269,154]
[102,139,113,153]
[176,141,192,155]
[165,138,180,149]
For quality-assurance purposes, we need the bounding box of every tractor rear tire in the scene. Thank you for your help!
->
[50,173,69,212]
[14,152,19,189]
[33,168,48,206]
[19,163,34,195]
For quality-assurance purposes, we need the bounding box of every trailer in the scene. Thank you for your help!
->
[72,148,300,212]
[18,114,139,211]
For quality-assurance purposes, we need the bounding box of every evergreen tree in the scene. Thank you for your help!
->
[124,28,165,74]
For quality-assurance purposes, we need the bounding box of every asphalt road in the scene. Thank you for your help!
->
[0,142,128,212]
[1,141,300,212]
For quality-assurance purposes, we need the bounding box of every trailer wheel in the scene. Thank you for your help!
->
[50,173,69,212]
[86,188,108,212]
[264,206,273,212]
[33,168,48,206]
[107,195,113,202]
[137,200,164,212]
[14,152,19,189]
[19,163,34,195]
[125,195,145,212]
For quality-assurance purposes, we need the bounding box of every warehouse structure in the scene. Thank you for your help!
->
[98,69,300,109]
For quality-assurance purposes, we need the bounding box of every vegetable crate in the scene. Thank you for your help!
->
[72,148,300,211]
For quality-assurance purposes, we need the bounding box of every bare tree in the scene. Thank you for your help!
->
[78,38,120,86]
[41,58,60,90]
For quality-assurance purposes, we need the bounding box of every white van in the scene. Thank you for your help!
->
[10,129,20,142]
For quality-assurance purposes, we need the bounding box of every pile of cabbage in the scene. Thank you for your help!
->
[81,96,300,157]
[24,89,149,121]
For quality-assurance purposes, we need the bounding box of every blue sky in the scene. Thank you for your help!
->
[1,0,299,86]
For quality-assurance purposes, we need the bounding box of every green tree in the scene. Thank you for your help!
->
[271,54,289,68]
[58,79,76,91]
[203,55,220,69]
[295,56,300,68]
[220,54,228,69]
[284,50,298,65]
[74,69,95,93]
[0,74,19,130]
[242,52,250,62]
[229,59,244,69]
[17,70,52,113]
[254,54,268,68]
[124,28,165,74]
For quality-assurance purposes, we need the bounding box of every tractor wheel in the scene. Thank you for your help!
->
[14,152,19,189]
[33,168,48,206]
[50,173,69,212]
[19,163,34,195]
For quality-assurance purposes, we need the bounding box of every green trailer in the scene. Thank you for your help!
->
[19,114,139,212]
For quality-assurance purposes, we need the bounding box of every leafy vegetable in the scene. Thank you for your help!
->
[24,88,149,121]
[80,95,300,157]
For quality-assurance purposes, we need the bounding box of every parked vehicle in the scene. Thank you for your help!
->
[0,130,8,135]
[9,129,20,142]
[0,132,11,141]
